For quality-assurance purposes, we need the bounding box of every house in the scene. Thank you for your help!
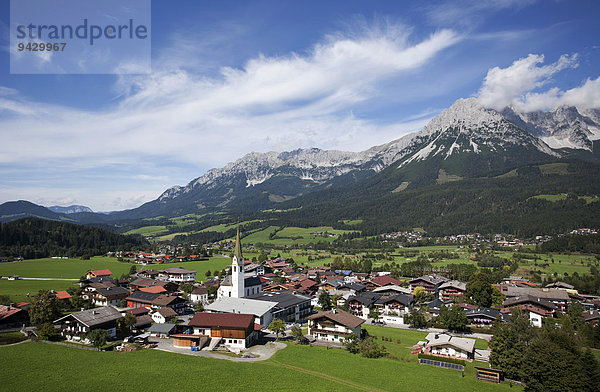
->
[190,287,209,304]
[86,269,113,279]
[134,315,153,331]
[125,291,186,313]
[307,309,364,343]
[92,286,130,307]
[54,306,122,341]
[424,332,476,360]
[129,278,178,293]
[465,307,509,328]
[151,307,178,324]
[502,295,556,327]
[347,292,382,319]
[438,280,467,302]
[409,274,448,294]
[372,285,412,296]
[583,310,600,326]
[181,312,260,350]
[147,322,177,338]
[497,286,570,311]
[158,267,196,283]
[365,275,403,291]
[247,290,312,322]
[372,294,413,323]
[55,290,72,302]
[205,297,278,326]
[337,282,366,296]
[0,304,28,328]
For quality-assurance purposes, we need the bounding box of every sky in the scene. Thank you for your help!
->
[0,0,599,211]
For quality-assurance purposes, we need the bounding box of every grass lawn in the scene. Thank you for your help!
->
[0,279,77,299]
[0,342,519,392]
[0,257,134,279]
[124,225,169,236]
[242,226,355,246]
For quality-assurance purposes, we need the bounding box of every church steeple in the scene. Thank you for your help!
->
[231,225,245,298]
[234,226,243,265]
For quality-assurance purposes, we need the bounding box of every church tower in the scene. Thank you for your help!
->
[231,226,245,298]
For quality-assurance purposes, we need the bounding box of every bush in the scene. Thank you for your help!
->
[36,323,61,341]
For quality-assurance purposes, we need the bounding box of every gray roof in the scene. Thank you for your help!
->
[147,323,177,334]
[247,290,311,309]
[372,285,412,295]
[206,297,278,317]
[466,307,509,322]
[95,286,130,297]
[502,294,556,310]
[375,294,413,307]
[339,282,366,292]
[410,274,448,286]
[545,281,575,290]
[438,280,467,291]
[161,267,196,275]
[499,286,570,301]
[425,332,475,353]
[54,306,122,328]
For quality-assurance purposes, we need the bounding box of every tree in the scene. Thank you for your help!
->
[343,333,360,354]
[70,295,91,310]
[318,291,332,311]
[413,286,430,303]
[489,310,535,380]
[369,307,380,323]
[0,294,11,305]
[128,265,137,275]
[290,326,306,344]
[466,272,494,307]
[87,329,110,351]
[36,323,60,341]
[194,302,204,312]
[179,283,194,298]
[268,319,286,339]
[29,290,62,326]
[358,337,387,358]
[408,308,427,329]
[205,270,212,278]
[117,313,136,335]
[445,305,468,332]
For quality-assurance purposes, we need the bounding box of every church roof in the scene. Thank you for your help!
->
[234,226,243,264]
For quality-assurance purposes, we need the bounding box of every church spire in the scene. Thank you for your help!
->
[234,226,243,264]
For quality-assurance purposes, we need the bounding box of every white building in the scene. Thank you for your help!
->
[424,332,475,360]
[159,267,196,283]
[205,297,277,327]
[307,309,365,343]
[218,228,262,299]
[190,287,209,304]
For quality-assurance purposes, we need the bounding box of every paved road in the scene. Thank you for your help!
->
[364,320,493,341]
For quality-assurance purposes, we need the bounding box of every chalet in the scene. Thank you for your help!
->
[372,285,412,296]
[337,282,366,296]
[86,269,113,279]
[438,280,467,302]
[502,295,556,327]
[206,297,278,326]
[178,312,259,350]
[498,286,570,311]
[247,290,312,322]
[583,310,600,326]
[409,274,448,294]
[92,286,130,307]
[125,291,186,313]
[136,269,160,279]
[151,307,178,324]
[373,294,413,322]
[0,304,28,328]
[139,286,168,294]
[347,292,382,319]
[158,267,196,283]
[365,275,403,291]
[129,278,178,293]
[54,306,122,341]
[307,309,364,343]
[465,307,509,328]
[244,263,270,275]
[134,315,153,331]
[190,287,209,304]
[424,332,476,361]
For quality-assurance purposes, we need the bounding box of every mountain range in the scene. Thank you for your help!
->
[2,98,599,236]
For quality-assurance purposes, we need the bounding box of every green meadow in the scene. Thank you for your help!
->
[0,340,518,392]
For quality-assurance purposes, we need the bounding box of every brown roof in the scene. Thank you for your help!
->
[126,307,150,316]
[140,286,167,294]
[152,295,183,307]
[191,287,208,295]
[55,290,72,300]
[156,307,178,318]
[88,269,113,277]
[370,275,403,287]
[189,312,254,329]
[307,309,365,329]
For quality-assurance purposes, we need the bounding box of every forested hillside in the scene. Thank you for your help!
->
[0,218,149,259]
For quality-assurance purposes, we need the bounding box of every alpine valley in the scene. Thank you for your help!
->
[3,98,600,237]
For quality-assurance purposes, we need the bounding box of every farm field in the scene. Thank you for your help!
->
[0,341,518,392]
[241,226,355,246]
[0,279,77,300]
[124,225,169,236]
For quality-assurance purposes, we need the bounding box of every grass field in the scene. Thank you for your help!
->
[0,279,77,300]
[0,341,518,392]
[124,225,168,236]
[242,226,356,246]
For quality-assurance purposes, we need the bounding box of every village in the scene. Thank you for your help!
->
[2,227,599,391]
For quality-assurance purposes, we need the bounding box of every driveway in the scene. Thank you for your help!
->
[151,337,287,362]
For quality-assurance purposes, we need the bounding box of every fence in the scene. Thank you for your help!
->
[418,358,464,371]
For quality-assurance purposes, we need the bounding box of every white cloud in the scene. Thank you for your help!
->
[477,53,579,110]
[424,0,538,27]
[0,23,459,210]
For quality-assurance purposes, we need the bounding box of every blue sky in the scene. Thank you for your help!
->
[0,0,599,211]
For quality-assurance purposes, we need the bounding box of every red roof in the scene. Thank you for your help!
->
[0,305,24,321]
[189,312,254,329]
[55,291,72,300]
[88,269,112,277]
[370,275,403,287]
[126,307,150,315]
[140,286,167,294]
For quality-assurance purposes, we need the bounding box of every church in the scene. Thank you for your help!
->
[217,228,263,299]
